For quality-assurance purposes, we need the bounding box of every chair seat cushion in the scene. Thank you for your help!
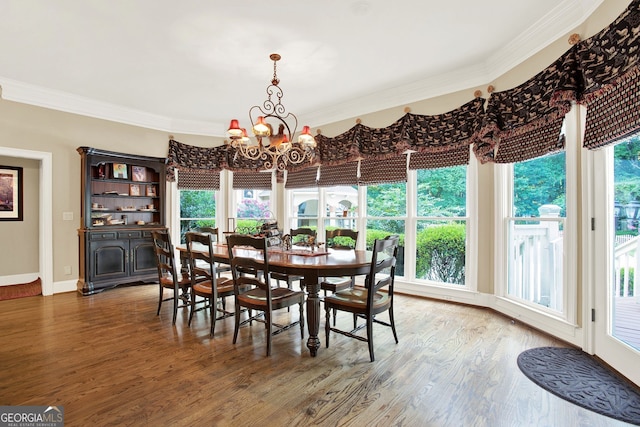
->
[160,273,190,288]
[238,287,304,307]
[324,286,389,310]
[193,278,233,296]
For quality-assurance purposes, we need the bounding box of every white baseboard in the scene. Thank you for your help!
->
[53,279,77,294]
[0,273,39,287]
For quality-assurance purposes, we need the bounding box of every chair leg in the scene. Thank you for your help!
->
[299,302,304,338]
[389,304,399,344]
[188,292,196,327]
[157,285,163,316]
[233,302,241,344]
[265,310,272,356]
[367,317,375,362]
[209,296,216,337]
[325,307,331,348]
[172,287,178,325]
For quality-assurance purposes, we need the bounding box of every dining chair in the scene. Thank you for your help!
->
[272,227,317,289]
[321,229,359,325]
[227,234,305,356]
[324,235,399,362]
[194,226,232,278]
[151,230,192,325]
[185,231,236,337]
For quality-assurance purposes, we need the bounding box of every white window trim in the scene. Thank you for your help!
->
[493,104,580,345]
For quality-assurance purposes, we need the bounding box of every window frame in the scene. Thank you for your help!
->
[494,106,579,328]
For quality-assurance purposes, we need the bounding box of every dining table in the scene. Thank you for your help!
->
[178,243,372,357]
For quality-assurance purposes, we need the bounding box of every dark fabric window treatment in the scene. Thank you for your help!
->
[165,1,640,170]
[472,49,577,164]
[317,162,359,187]
[177,169,220,190]
[285,166,319,189]
[359,156,407,185]
[166,139,224,182]
[406,99,485,153]
[408,147,470,170]
[232,172,273,190]
[494,119,566,163]
[578,0,640,150]
[582,69,640,149]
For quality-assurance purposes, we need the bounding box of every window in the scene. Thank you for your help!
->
[365,182,406,276]
[178,190,217,244]
[235,188,272,234]
[415,165,467,285]
[232,171,273,234]
[290,187,319,229]
[507,151,566,312]
[324,185,358,233]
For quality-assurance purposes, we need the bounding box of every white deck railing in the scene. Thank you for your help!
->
[614,235,639,300]
[510,220,564,310]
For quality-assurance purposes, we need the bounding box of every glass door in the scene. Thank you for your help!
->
[592,137,640,385]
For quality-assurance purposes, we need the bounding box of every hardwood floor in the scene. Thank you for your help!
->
[0,285,630,426]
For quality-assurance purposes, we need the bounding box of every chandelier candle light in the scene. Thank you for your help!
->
[226,53,317,171]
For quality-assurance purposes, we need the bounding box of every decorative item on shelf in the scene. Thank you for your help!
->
[112,163,128,179]
[136,220,145,225]
[97,163,106,179]
[131,166,146,182]
[129,184,141,196]
[225,53,317,171]
[146,185,157,197]
[117,206,137,211]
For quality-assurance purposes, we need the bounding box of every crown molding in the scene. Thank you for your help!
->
[0,0,606,137]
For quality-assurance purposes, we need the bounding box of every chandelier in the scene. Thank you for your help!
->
[226,53,317,171]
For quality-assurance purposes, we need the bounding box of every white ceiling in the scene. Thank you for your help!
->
[0,0,604,137]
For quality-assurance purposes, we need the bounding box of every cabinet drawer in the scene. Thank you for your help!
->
[89,232,118,240]
[118,231,142,239]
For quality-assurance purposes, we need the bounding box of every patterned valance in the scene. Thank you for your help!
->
[577,0,640,149]
[359,156,407,186]
[582,69,640,149]
[314,99,484,166]
[318,162,359,187]
[232,171,273,190]
[472,49,578,164]
[177,169,220,190]
[409,147,470,170]
[285,166,319,189]
[406,99,485,153]
[166,139,224,182]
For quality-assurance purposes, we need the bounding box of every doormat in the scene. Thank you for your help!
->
[517,346,640,425]
[0,278,42,301]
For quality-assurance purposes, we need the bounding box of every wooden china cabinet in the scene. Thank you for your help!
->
[77,147,167,295]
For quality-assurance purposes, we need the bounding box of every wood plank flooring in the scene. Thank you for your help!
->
[0,285,631,426]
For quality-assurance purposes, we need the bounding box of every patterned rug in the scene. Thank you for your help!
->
[517,347,640,425]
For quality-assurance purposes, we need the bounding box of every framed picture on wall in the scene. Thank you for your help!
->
[131,166,146,182]
[112,163,128,179]
[0,166,24,221]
